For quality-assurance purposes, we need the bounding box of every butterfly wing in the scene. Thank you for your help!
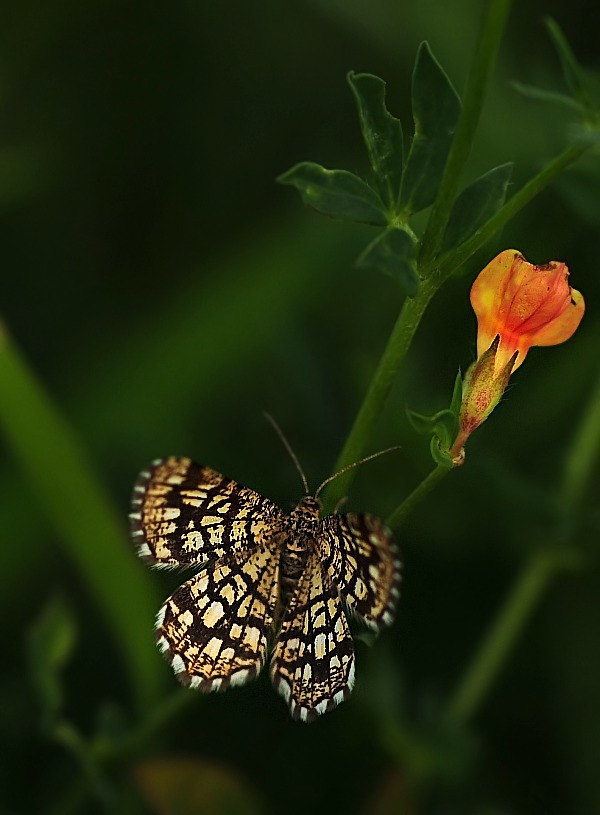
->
[270,550,355,722]
[130,456,284,569]
[157,537,283,690]
[318,513,401,630]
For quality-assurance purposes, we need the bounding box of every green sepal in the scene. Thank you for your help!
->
[399,42,461,216]
[449,369,463,419]
[430,435,455,469]
[356,227,419,296]
[27,597,76,728]
[347,71,404,210]
[277,162,387,226]
[442,163,513,253]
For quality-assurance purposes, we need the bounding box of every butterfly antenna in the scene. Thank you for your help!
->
[262,411,310,494]
[315,446,402,499]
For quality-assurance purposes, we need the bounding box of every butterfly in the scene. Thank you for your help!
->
[130,455,400,722]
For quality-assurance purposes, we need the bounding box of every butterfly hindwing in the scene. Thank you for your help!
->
[318,513,400,630]
[156,538,283,690]
[130,456,284,569]
[270,550,355,722]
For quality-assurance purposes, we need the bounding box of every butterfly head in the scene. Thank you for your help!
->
[292,495,321,522]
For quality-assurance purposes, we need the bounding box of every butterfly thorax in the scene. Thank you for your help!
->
[279,495,322,586]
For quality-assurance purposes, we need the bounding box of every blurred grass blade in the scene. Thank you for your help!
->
[0,327,163,709]
[347,71,404,210]
[399,42,461,216]
[278,162,388,225]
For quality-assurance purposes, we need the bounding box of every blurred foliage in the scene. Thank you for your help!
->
[1,1,600,814]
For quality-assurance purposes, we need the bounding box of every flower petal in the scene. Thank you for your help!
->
[470,249,520,359]
[523,287,585,348]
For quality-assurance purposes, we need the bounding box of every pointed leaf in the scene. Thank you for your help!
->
[546,18,593,114]
[399,42,461,216]
[442,163,513,252]
[357,227,419,296]
[278,162,387,225]
[347,71,404,209]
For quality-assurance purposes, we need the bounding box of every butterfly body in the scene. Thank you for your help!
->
[130,457,400,722]
[280,496,320,584]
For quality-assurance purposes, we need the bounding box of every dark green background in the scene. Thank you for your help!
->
[1,1,600,813]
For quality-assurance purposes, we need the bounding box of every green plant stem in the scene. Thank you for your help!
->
[419,0,514,270]
[436,142,588,281]
[443,550,568,726]
[321,278,436,514]
[0,327,163,710]
[386,464,448,530]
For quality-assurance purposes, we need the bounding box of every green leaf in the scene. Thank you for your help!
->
[546,18,593,115]
[27,597,76,726]
[442,163,513,252]
[277,162,387,226]
[399,42,461,216]
[356,227,419,296]
[406,407,457,445]
[406,407,440,436]
[512,81,585,113]
[347,71,404,210]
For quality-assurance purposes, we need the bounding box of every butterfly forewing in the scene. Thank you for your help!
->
[156,538,282,691]
[270,550,355,722]
[130,457,284,569]
[318,513,401,630]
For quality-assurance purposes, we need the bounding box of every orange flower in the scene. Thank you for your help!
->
[450,249,585,463]
[471,249,585,375]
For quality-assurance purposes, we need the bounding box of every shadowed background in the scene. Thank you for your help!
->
[1,1,599,813]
